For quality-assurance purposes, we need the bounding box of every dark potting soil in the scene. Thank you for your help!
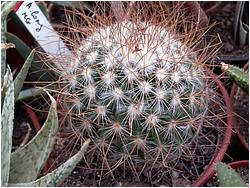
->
[205,166,249,187]
[12,103,36,152]
[237,166,250,186]
[233,87,249,146]
[203,2,249,57]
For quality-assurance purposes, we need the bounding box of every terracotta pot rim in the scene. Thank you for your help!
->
[192,70,233,186]
[230,63,249,151]
[228,160,249,169]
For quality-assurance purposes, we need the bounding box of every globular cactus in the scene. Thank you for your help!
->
[50,2,220,180]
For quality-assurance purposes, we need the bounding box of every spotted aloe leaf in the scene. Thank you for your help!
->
[51,1,93,11]
[17,88,45,101]
[37,2,49,20]
[8,139,90,187]
[5,32,58,81]
[9,92,58,184]
[14,50,34,101]
[1,2,19,84]
[1,67,15,187]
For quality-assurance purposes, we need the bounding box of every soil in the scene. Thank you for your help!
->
[233,87,249,146]
[202,2,249,58]
[12,103,36,152]
[237,166,250,186]
[205,166,249,187]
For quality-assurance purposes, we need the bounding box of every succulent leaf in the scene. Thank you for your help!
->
[1,2,19,84]
[5,32,58,81]
[14,50,34,101]
[51,1,93,11]
[5,32,32,61]
[37,2,49,20]
[17,88,45,101]
[9,92,58,184]
[1,67,15,187]
[8,139,90,187]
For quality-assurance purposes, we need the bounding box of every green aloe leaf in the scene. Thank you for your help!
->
[1,2,19,84]
[1,2,19,19]
[14,50,34,101]
[5,32,58,81]
[51,1,93,11]
[9,92,58,184]
[9,139,90,187]
[17,88,45,101]
[5,32,32,61]
[1,67,15,187]
[1,16,7,84]
[37,2,49,20]
[216,162,246,187]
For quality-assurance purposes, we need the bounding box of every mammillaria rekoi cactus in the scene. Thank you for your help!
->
[43,2,223,184]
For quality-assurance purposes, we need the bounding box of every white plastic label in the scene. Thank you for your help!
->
[15,1,73,71]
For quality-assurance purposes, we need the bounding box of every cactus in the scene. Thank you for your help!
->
[47,2,223,180]
[216,162,247,187]
[221,62,249,93]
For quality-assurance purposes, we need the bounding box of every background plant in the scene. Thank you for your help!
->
[1,2,90,186]
[215,162,247,187]
[221,62,249,93]
[1,57,90,187]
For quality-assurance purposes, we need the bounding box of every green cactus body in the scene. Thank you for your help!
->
[59,20,211,170]
[216,162,246,187]
[221,63,249,93]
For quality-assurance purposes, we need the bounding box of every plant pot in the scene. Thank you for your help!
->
[204,160,249,186]
[192,70,234,186]
[229,160,249,169]
[229,160,249,185]
[230,63,249,151]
